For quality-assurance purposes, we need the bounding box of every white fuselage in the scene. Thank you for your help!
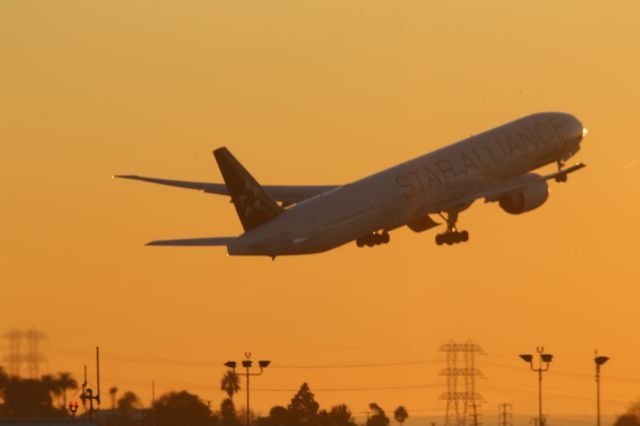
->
[227,112,584,256]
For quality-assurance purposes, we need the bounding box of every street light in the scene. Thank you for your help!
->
[519,347,553,426]
[519,354,533,363]
[594,351,610,426]
[68,401,79,417]
[225,353,270,426]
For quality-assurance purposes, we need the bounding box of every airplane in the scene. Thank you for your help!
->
[116,112,586,258]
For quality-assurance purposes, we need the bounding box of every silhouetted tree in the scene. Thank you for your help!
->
[393,406,408,426]
[221,371,241,400]
[288,383,319,426]
[110,386,119,410]
[630,400,640,417]
[366,403,389,426]
[154,390,216,426]
[3,377,62,417]
[55,372,78,409]
[614,399,640,426]
[0,366,8,388]
[614,414,640,426]
[0,367,9,415]
[318,405,357,426]
[269,405,292,426]
[220,398,242,426]
[118,391,142,412]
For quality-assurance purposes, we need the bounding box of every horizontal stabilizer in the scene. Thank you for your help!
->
[113,175,337,206]
[114,175,227,193]
[146,237,235,246]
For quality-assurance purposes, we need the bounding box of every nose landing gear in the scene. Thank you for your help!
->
[435,210,470,246]
[356,231,390,248]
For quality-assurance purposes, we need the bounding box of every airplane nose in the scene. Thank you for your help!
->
[573,117,586,143]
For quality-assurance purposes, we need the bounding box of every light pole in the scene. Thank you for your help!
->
[594,351,609,426]
[519,347,553,426]
[225,353,270,426]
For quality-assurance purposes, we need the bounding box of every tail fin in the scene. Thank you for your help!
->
[213,147,284,231]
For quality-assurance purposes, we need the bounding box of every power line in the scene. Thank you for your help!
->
[62,350,440,370]
[46,346,640,383]
[271,360,440,369]
[482,384,627,404]
[484,359,640,382]
[255,384,442,392]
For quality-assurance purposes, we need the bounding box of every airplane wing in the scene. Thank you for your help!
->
[114,175,337,206]
[146,237,236,246]
[425,163,586,213]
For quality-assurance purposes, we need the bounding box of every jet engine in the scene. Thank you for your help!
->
[499,179,549,215]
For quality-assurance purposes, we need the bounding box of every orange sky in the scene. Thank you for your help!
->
[2,1,640,425]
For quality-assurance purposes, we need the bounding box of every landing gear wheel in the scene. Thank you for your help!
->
[356,231,391,248]
[435,209,471,246]
[435,230,470,246]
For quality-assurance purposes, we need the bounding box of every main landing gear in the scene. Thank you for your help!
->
[356,231,390,248]
[435,210,470,246]
[555,160,568,182]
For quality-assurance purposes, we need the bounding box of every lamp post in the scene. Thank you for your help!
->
[225,353,270,426]
[594,351,609,426]
[519,347,553,426]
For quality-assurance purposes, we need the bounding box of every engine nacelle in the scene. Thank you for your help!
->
[499,179,549,215]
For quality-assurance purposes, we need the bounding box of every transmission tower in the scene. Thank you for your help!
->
[439,340,484,426]
[24,328,46,378]
[3,329,23,376]
[498,404,512,426]
[2,328,47,378]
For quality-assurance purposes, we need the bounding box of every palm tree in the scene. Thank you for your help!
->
[109,386,118,410]
[220,371,240,400]
[42,374,62,407]
[56,372,78,409]
[394,406,408,426]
